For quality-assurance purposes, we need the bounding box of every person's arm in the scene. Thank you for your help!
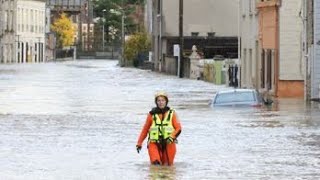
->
[171,112,182,139]
[137,113,152,146]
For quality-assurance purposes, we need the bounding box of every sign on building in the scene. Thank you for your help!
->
[173,44,180,57]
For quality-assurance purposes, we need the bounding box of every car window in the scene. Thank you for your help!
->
[215,91,256,104]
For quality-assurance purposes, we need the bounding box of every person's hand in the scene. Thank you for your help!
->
[136,145,142,153]
[166,136,174,143]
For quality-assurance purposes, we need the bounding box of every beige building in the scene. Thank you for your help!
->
[0,0,15,63]
[147,0,239,71]
[278,0,304,98]
[240,0,304,98]
[240,0,260,89]
[0,0,46,63]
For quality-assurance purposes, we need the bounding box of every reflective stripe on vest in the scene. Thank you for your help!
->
[149,109,175,142]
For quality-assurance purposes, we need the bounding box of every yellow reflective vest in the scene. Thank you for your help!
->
[149,109,175,143]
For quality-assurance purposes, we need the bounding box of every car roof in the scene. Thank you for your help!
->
[217,89,256,94]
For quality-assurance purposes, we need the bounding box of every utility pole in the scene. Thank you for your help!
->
[15,35,21,63]
[102,9,106,52]
[179,0,184,78]
[238,0,241,87]
[87,0,90,51]
[121,0,125,66]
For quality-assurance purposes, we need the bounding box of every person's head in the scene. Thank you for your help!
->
[154,91,169,109]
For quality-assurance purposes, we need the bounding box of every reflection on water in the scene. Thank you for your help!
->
[237,120,285,128]
[1,60,320,179]
[148,165,177,180]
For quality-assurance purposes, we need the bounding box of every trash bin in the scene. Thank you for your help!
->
[213,60,225,85]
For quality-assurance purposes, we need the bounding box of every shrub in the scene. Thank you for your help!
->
[124,31,151,64]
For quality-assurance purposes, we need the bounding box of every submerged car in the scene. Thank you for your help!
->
[211,89,269,107]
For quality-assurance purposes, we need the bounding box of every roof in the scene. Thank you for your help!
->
[217,89,256,94]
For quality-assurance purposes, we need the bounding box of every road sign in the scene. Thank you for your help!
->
[174,44,180,57]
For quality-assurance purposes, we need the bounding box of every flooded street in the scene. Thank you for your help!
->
[0,60,320,179]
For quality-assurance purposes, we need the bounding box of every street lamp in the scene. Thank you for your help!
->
[15,35,21,63]
[112,0,125,66]
[238,0,240,61]
[179,0,184,78]
[121,4,125,66]
[102,9,106,52]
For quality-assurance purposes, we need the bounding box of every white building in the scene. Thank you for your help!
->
[278,0,304,92]
[306,0,320,100]
[0,0,46,63]
[239,0,260,89]
[147,0,239,72]
[0,0,15,63]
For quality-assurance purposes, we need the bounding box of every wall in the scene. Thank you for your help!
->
[17,0,46,63]
[313,0,320,99]
[162,0,238,37]
[0,0,15,63]
[259,3,278,49]
[164,56,177,75]
[240,0,259,89]
[257,0,279,96]
[279,0,304,80]
[278,80,304,98]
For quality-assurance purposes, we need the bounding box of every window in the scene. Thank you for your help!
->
[157,0,160,14]
[10,10,13,30]
[26,9,28,31]
[249,49,252,84]
[17,8,20,32]
[5,10,8,30]
[31,10,34,32]
[241,0,247,17]
[191,32,199,36]
[266,49,272,90]
[261,50,265,88]
[21,8,24,31]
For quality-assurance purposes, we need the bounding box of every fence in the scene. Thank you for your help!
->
[56,48,74,59]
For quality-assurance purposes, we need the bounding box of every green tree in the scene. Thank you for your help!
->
[51,13,76,48]
[124,30,150,64]
[93,0,144,43]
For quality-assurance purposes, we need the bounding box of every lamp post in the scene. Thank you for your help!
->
[121,3,125,66]
[102,9,106,52]
[179,0,184,78]
[238,0,241,87]
[15,35,21,63]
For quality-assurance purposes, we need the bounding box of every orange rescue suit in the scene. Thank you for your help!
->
[137,110,182,166]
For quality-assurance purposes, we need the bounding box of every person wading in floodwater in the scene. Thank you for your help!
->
[136,91,182,166]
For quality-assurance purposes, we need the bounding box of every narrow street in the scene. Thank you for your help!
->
[0,60,320,179]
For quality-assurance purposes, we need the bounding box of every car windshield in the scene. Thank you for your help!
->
[215,91,256,104]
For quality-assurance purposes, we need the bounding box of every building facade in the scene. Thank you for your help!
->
[0,0,46,63]
[256,0,304,98]
[73,23,94,51]
[47,0,93,52]
[148,0,239,72]
[309,0,320,100]
[0,0,15,63]
[257,0,280,97]
[240,0,260,89]
[303,0,313,101]
[278,0,304,98]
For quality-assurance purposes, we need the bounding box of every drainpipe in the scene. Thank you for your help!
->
[159,0,162,72]
[238,0,241,87]
[301,0,309,101]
